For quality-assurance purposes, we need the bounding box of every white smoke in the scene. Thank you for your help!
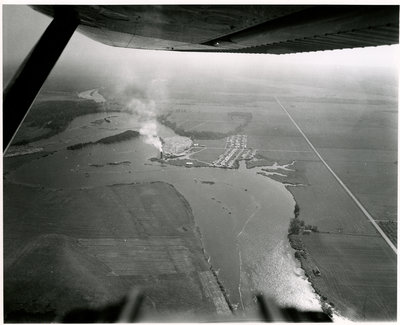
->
[114,77,167,152]
[139,121,162,152]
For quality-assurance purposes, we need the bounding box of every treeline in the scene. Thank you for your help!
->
[158,112,252,140]
[288,203,318,234]
[67,130,140,150]
[227,111,252,123]
[14,100,102,145]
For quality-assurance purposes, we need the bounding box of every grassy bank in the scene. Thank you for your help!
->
[249,155,397,321]
[288,233,334,318]
[287,199,397,321]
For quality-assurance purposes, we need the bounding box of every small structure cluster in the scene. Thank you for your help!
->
[212,135,255,168]
[225,134,247,149]
[162,136,192,158]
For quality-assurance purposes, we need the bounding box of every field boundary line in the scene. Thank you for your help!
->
[275,96,397,255]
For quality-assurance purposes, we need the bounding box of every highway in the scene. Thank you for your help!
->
[275,96,397,254]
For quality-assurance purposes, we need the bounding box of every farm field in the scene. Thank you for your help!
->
[196,139,226,148]
[301,232,397,321]
[165,76,397,250]
[191,148,226,163]
[234,85,397,319]
[3,181,230,321]
[161,106,253,139]
[3,63,397,322]
[324,159,397,222]
[166,72,397,320]
[244,103,313,152]
[184,121,242,133]
[34,90,82,102]
[255,150,316,162]
[247,135,311,152]
[288,160,381,235]
[278,97,397,242]
[3,4,399,321]
[12,97,104,145]
[378,221,397,246]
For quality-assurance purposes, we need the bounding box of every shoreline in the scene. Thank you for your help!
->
[282,176,335,319]
[157,113,251,141]
[173,183,235,314]
[4,180,234,320]
[152,154,326,316]
[281,158,397,321]
[246,158,335,318]
[287,232,335,319]
[67,130,140,150]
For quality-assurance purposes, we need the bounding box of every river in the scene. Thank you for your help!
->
[6,111,321,316]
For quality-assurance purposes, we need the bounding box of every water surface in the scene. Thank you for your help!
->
[6,112,321,314]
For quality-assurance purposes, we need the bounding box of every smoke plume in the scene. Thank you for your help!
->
[139,121,162,152]
[113,77,167,152]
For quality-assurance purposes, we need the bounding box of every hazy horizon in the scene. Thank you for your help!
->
[3,5,400,89]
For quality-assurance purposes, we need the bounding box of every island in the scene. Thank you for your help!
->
[67,130,140,150]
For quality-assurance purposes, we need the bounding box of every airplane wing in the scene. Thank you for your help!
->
[32,5,399,54]
[4,5,399,151]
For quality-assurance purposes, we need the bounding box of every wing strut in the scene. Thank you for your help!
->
[3,7,79,152]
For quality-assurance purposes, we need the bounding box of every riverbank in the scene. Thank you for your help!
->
[157,112,251,140]
[67,130,140,150]
[173,185,234,314]
[282,160,397,321]
[12,99,104,145]
[78,89,106,103]
[6,101,395,321]
[288,233,334,318]
[4,115,323,319]
[4,150,56,175]
[247,154,396,321]
[3,181,232,321]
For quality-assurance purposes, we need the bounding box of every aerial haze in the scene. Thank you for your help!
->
[2,4,398,323]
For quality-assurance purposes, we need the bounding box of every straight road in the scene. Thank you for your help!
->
[275,96,397,254]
